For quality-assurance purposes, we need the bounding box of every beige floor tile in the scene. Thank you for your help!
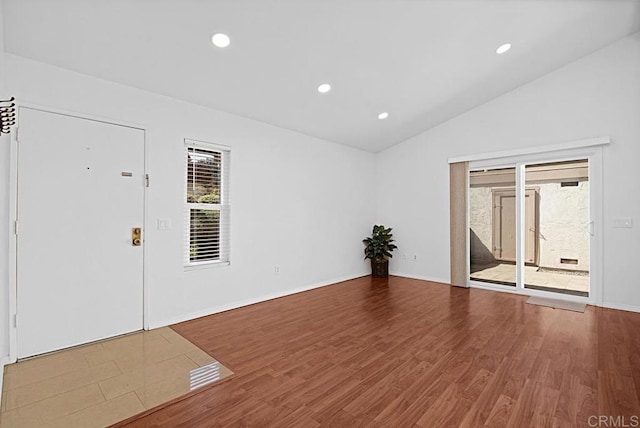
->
[0,409,51,428]
[159,327,186,343]
[2,352,90,391]
[48,392,145,428]
[135,359,233,408]
[135,372,193,409]
[218,362,234,380]
[136,327,167,340]
[166,336,205,354]
[134,361,230,409]
[84,333,168,367]
[97,369,144,401]
[99,354,197,400]
[111,344,200,375]
[112,354,144,375]
[98,335,194,374]
[5,343,102,373]
[161,329,205,349]
[185,349,216,366]
[3,361,120,411]
[102,330,170,352]
[147,342,197,363]
[1,327,233,428]
[0,384,105,426]
[143,355,199,385]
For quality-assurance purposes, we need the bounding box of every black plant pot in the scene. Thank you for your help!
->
[371,259,389,278]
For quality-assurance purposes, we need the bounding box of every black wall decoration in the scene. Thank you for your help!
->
[1,97,16,134]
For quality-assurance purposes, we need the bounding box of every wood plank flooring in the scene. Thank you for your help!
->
[119,276,640,427]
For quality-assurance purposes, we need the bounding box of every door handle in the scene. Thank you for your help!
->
[132,227,142,246]
[587,221,594,236]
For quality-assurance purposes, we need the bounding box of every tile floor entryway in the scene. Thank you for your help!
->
[0,327,232,428]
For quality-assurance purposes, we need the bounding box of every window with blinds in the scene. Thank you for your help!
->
[184,140,230,267]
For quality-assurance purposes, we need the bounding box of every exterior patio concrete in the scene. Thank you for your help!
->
[471,262,588,295]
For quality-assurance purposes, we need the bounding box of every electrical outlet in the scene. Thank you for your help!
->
[274,265,280,275]
[413,254,418,262]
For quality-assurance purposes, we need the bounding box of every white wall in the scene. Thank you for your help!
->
[2,28,639,368]
[0,54,376,345]
[376,33,640,309]
[0,0,10,363]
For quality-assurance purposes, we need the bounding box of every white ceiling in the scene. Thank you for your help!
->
[3,0,640,152]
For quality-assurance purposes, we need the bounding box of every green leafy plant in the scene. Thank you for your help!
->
[363,225,398,262]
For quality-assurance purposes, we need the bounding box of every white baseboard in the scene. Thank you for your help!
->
[390,272,451,286]
[143,269,640,330]
[149,272,369,329]
[0,355,11,404]
[601,301,640,314]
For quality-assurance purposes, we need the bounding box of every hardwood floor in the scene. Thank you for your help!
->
[120,276,640,427]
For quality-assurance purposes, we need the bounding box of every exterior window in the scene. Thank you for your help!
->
[184,140,230,267]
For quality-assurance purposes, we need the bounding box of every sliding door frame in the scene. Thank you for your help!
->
[466,146,603,306]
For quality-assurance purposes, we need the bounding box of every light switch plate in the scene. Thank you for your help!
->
[613,217,633,228]
[157,218,172,230]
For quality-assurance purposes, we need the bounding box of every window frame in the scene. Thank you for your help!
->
[184,139,231,270]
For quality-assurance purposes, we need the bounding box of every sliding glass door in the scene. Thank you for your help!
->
[469,167,517,286]
[523,160,590,297]
[468,151,599,302]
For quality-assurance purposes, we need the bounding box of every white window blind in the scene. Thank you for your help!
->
[184,140,230,267]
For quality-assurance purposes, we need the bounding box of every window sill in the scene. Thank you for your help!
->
[184,261,230,272]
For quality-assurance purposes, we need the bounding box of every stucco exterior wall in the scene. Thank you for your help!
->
[537,181,589,271]
[469,186,497,263]
[470,181,590,271]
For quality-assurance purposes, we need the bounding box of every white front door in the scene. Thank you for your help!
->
[16,107,145,358]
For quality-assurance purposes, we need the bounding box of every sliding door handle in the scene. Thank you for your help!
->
[587,221,594,236]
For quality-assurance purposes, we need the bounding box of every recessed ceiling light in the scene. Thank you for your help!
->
[211,33,230,48]
[496,43,511,54]
[317,83,331,93]
[378,112,389,120]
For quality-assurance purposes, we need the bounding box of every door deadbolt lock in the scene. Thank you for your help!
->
[132,227,142,246]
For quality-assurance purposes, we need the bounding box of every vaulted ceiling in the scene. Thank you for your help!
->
[3,0,640,152]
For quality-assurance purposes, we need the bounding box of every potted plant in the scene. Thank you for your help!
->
[363,225,398,278]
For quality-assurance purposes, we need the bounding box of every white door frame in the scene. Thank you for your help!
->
[466,144,605,306]
[8,103,150,362]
